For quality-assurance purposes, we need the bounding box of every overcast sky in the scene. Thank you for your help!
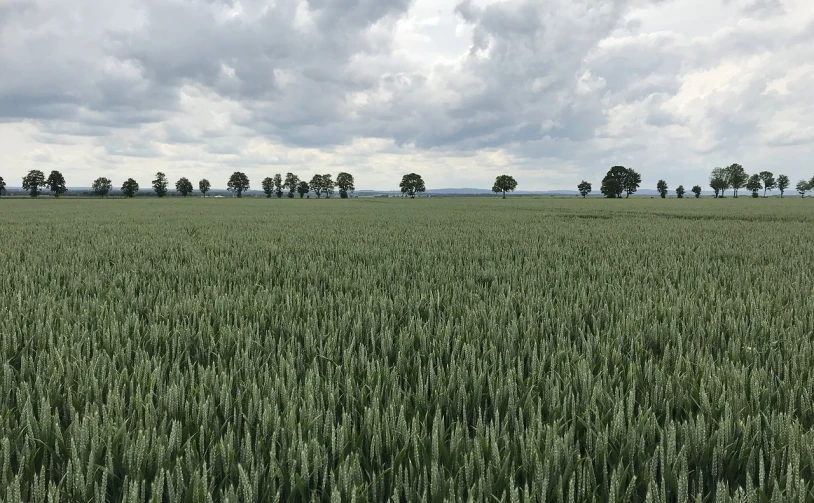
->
[1,0,813,191]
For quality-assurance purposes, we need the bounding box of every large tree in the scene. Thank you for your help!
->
[656,179,668,198]
[600,166,627,198]
[199,179,211,197]
[675,185,685,198]
[273,173,284,198]
[0,176,5,195]
[121,178,139,198]
[297,181,310,198]
[321,174,336,198]
[92,177,112,197]
[22,170,46,197]
[796,180,809,197]
[336,172,355,198]
[284,173,299,198]
[725,164,747,197]
[227,172,250,197]
[577,180,592,198]
[623,169,641,198]
[746,174,762,198]
[399,173,426,198]
[45,170,68,197]
[691,185,702,198]
[309,174,324,198]
[492,175,518,199]
[759,171,775,197]
[262,177,275,198]
[152,172,168,197]
[709,167,729,198]
[776,174,789,198]
[176,177,193,197]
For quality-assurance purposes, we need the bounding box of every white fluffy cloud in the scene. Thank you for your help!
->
[1,0,813,190]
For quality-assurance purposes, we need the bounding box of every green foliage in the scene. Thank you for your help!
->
[274,174,284,198]
[310,174,324,198]
[657,179,668,198]
[121,178,139,197]
[336,172,355,198]
[152,172,169,197]
[284,172,299,197]
[45,170,68,197]
[399,173,426,198]
[577,180,592,197]
[691,185,702,198]
[759,171,775,197]
[1,198,813,502]
[777,175,789,198]
[746,173,762,198]
[322,174,336,198]
[175,177,193,197]
[22,169,46,197]
[92,177,112,197]
[262,177,275,198]
[297,180,310,198]
[227,172,250,198]
[797,179,809,197]
[0,176,5,195]
[709,167,729,198]
[623,168,642,197]
[492,175,518,199]
[725,164,748,197]
[600,166,628,198]
[675,185,685,198]
[198,179,211,197]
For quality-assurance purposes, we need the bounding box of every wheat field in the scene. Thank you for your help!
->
[0,197,812,502]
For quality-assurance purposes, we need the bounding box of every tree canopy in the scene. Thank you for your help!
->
[152,172,168,197]
[176,177,193,197]
[46,170,68,197]
[709,167,729,198]
[227,172,250,197]
[577,180,592,198]
[759,171,775,197]
[777,175,790,198]
[22,170,46,197]
[262,177,275,198]
[746,174,762,198]
[336,172,355,198]
[92,177,112,197]
[600,166,628,198]
[121,178,139,198]
[656,180,668,198]
[284,173,299,198]
[199,179,211,197]
[492,175,518,199]
[310,175,325,198]
[273,174,284,198]
[725,164,747,198]
[675,185,685,198]
[691,185,702,198]
[399,173,426,198]
[297,181,310,198]
[0,176,6,195]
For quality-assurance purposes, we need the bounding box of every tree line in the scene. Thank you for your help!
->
[576,165,814,198]
[2,168,812,199]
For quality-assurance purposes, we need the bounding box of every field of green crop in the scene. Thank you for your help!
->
[1,197,813,502]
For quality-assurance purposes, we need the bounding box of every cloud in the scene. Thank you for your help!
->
[1,0,814,190]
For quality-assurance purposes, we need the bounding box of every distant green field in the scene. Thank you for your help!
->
[1,197,813,502]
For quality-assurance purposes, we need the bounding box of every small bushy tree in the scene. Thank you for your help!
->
[657,180,668,198]
[336,172,355,198]
[152,172,168,197]
[176,177,193,197]
[121,178,139,198]
[273,174,283,198]
[777,175,789,198]
[297,181,310,198]
[797,180,809,197]
[746,174,762,198]
[492,175,518,199]
[399,173,426,198]
[227,172,250,197]
[92,177,112,197]
[675,185,685,198]
[284,173,299,198]
[45,170,68,197]
[199,179,211,197]
[22,170,46,197]
[691,185,702,198]
[262,177,275,198]
[577,180,592,198]
[759,171,775,197]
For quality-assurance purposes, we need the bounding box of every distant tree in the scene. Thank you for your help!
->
[0,176,5,195]
[709,167,728,198]
[399,173,426,198]
[273,173,284,198]
[284,173,299,198]
[22,170,46,197]
[623,168,641,198]
[796,180,809,197]
[759,171,775,197]
[261,177,275,198]
[199,179,211,197]
[309,175,324,198]
[746,174,762,198]
[336,172,355,198]
[657,180,669,198]
[176,177,193,197]
[297,181,310,198]
[227,172,250,197]
[492,175,518,199]
[92,177,112,197]
[322,174,336,198]
[725,164,747,198]
[152,172,168,197]
[776,174,789,198]
[577,180,592,198]
[45,170,68,197]
[121,178,139,198]
[691,185,702,198]
[600,166,628,198]
[675,185,685,198]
